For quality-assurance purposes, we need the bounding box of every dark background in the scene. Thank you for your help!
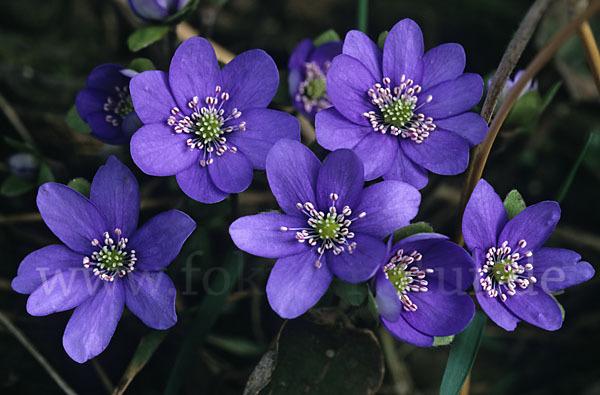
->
[1,0,599,394]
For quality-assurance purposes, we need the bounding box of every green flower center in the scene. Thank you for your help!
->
[386,265,412,294]
[381,99,415,128]
[97,247,127,271]
[84,229,137,282]
[493,259,517,284]
[305,78,327,100]
[382,248,431,312]
[196,112,224,143]
[116,95,134,118]
[315,213,341,240]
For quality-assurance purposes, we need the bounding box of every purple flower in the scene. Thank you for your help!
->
[129,37,300,203]
[288,38,342,119]
[127,0,189,22]
[8,153,39,179]
[374,233,475,347]
[462,179,595,331]
[229,139,420,318]
[11,156,196,363]
[76,64,142,145]
[315,19,488,189]
[489,70,538,102]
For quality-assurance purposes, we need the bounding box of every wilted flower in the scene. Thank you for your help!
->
[374,233,475,347]
[127,0,189,22]
[316,19,488,189]
[462,179,594,331]
[8,153,39,179]
[229,139,420,318]
[12,156,196,363]
[288,38,342,119]
[76,64,142,144]
[130,37,300,203]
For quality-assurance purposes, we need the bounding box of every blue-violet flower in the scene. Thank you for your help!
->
[316,19,488,189]
[129,37,300,203]
[229,139,421,318]
[127,0,189,22]
[462,179,595,331]
[12,156,196,363]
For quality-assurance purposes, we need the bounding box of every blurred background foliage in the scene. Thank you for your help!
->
[0,0,599,394]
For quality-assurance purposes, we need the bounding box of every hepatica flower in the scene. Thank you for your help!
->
[463,179,595,331]
[229,139,420,318]
[316,19,488,189]
[130,37,300,203]
[128,0,189,22]
[11,156,196,363]
[490,70,538,103]
[288,38,342,118]
[374,234,475,347]
[76,64,142,145]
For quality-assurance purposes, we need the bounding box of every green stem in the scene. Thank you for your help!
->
[357,0,368,33]
[555,133,596,203]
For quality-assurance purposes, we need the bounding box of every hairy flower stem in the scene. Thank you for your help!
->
[456,0,600,245]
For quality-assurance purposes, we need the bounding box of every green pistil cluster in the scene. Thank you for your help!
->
[305,77,327,100]
[315,213,341,240]
[116,96,134,118]
[382,99,415,128]
[98,247,127,271]
[386,266,410,294]
[493,259,515,284]
[196,112,224,143]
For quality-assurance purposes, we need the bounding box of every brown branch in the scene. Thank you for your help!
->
[577,21,600,93]
[0,92,36,146]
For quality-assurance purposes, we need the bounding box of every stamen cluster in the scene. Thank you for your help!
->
[296,61,331,113]
[103,85,133,127]
[479,239,536,302]
[383,248,433,311]
[83,228,136,282]
[167,86,247,167]
[362,75,435,143]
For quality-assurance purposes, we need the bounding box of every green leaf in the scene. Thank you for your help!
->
[128,25,170,52]
[206,334,263,357]
[505,90,542,127]
[434,336,454,347]
[259,320,384,394]
[440,312,487,395]
[332,280,368,306]
[0,175,34,197]
[313,29,340,47]
[113,331,168,395]
[503,189,526,220]
[392,222,433,244]
[128,57,155,73]
[65,105,91,135]
[67,177,91,198]
[377,31,388,49]
[164,253,244,395]
[551,295,566,321]
[4,136,37,155]
[37,162,54,184]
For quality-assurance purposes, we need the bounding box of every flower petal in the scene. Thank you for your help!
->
[130,123,197,176]
[374,268,402,322]
[128,0,169,20]
[352,180,420,239]
[462,179,508,252]
[352,132,399,181]
[208,150,253,194]
[343,30,382,80]
[435,112,488,147]
[87,64,128,92]
[125,271,176,329]
[420,73,483,120]
[12,245,82,295]
[326,234,386,283]
[229,213,309,258]
[309,41,343,69]
[382,148,428,189]
[402,280,475,337]
[226,109,300,170]
[532,247,594,293]
[288,38,313,71]
[315,107,370,152]
[327,54,377,125]
[63,281,124,363]
[176,162,229,203]
[76,89,106,120]
[401,131,470,175]
[421,43,466,89]
[498,201,560,253]
[316,149,364,211]
[381,316,433,347]
[503,286,563,331]
[90,156,139,236]
[130,70,178,124]
[37,183,108,255]
[169,37,222,111]
[383,19,424,85]
[128,210,196,271]
[26,269,98,316]
[266,139,321,216]
[86,112,126,143]
[221,49,278,110]
[266,249,333,318]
